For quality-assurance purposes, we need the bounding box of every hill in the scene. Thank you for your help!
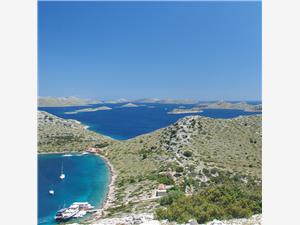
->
[101,115,261,218]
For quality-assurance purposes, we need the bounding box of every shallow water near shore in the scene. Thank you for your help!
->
[39,102,261,140]
[38,154,110,225]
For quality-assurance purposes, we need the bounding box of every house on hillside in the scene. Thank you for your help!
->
[155,184,174,197]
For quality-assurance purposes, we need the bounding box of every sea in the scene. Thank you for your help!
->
[39,102,261,140]
[38,154,109,225]
[38,102,261,224]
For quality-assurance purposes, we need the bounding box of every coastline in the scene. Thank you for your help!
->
[38,151,116,223]
[81,153,116,224]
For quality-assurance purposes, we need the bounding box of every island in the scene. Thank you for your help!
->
[64,106,112,114]
[120,103,139,107]
[168,107,203,114]
[197,101,262,112]
[38,96,101,107]
[133,98,199,104]
[38,111,261,225]
[103,98,129,104]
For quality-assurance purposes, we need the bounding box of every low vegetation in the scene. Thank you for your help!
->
[155,181,261,223]
[38,111,112,153]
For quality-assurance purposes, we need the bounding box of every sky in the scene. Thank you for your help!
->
[38,1,261,101]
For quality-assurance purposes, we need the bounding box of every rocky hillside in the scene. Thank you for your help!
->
[101,115,261,218]
[38,111,112,153]
[38,112,261,223]
[38,96,101,107]
[88,213,261,225]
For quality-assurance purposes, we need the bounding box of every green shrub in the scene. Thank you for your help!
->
[94,142,109,148]
[155,182,262,224]
[157,174,175,185]
[175,166,184,173]
[183,150,193,157]
[160,190,184,206]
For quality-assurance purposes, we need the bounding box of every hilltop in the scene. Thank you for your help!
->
[38,96,101,107]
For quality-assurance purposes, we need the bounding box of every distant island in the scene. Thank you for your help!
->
[65,106,112,114]
[121,103,139,107]
[167,101,261,114]
[133,98,199,104]
[104,98,129,104]
[168,107,203,114]
[38,96,101,107]
[197,101,262,112]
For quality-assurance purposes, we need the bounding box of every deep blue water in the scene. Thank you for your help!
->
[38,154,110,225]
[39,102,261,140]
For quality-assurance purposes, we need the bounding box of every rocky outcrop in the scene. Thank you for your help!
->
[84,214,262,225]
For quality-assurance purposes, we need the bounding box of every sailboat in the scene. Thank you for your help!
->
[49,189,55,195]
[59,162,65,180]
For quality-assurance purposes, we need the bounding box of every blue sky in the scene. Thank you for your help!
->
[38,1,261,101]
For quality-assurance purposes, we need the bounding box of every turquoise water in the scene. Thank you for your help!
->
[38,154,110,225]
[39,102,261,140]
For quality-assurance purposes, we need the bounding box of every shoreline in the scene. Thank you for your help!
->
[38,151,116,223]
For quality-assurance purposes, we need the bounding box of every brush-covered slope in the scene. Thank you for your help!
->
[103,115,261,216]
[38,111,112,153]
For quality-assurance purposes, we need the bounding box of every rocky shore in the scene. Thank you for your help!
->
[68,213,261,225]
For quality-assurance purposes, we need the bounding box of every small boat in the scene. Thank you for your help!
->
[49,190,55,195]
[62,154,72,157]
[60,173,65,180]
[59,162,65,180]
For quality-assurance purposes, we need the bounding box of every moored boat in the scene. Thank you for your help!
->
[54,202,94,221]
[60,162,65,180]
[54,205,79,221]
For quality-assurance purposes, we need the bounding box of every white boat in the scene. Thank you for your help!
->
[49,190,55,195]
[62,154,72,157]
[54,202,92,221]
[55,204,79,221]
[60,162,65,180]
